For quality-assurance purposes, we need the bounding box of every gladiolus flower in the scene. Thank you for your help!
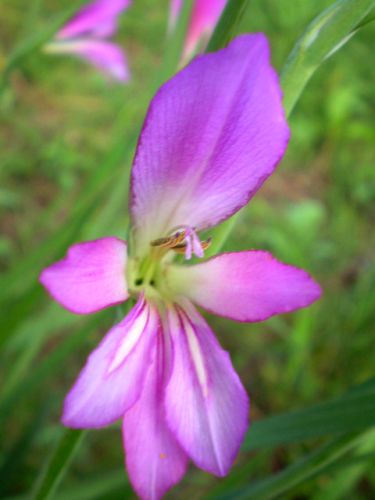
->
[40,35,321,499]
[170,0,228,59]
[44,0,131,82]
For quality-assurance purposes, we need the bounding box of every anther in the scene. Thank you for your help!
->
[150,231,186,249]
[172,237,212,255]
[150,226,211,260]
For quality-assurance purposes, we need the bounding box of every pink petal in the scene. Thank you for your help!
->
[46,39,130,82]
[186,0,228,57]
[123,334,188,500]
[39,238,128,314]
[62,298,158,428]
[165,301,249,476]
[130,34,289,257]
[167,251,322,322]
[57,0,131,39]
[169,0,226,56]
[169,0,183,31]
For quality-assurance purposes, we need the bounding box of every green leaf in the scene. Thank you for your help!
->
[281,0,375,116]
[355,9,375,28]
[243,377,375,451]
[217,433,368,500]
[208,379,375,498]
[31,429,86,500]
[207,0,251,52]
[310,430,375,500]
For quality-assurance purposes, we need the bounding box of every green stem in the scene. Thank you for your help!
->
[31,429,86,500]
[207,0,251,52]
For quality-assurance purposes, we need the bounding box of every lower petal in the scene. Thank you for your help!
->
[123,336,188,500]
[62,298,158,428]
[165,301,249,476]
[167,251,322,322]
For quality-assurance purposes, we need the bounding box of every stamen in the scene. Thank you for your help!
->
[201,238,212,251]
[150,226,211,260]
[172,238,212,254]
[150,231,186,249]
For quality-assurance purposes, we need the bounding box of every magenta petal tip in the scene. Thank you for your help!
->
[39,237,128,315]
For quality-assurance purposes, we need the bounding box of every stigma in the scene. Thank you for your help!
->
[151,226,211,260]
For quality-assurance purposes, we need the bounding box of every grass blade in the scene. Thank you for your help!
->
[209,380,375,497]
[218,433,367,500]
[31,429,86,500]
[207,0,251,52]
[281,0,375,115]
[243,378,375,451]
[158,0,193,84]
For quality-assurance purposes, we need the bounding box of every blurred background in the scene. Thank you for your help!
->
[0,0,374,498]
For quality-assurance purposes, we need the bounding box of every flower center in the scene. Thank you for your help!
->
[127,226,211,299]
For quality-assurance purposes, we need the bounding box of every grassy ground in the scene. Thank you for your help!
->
[0,0,374,498]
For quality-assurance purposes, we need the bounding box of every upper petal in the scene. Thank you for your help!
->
[130,34,289,257]
[123,331,188,500]
[39,237,128,314]
[57,0,131,39]
[62,298,158,428]
[165,301,249,476]
[167,251,322,322]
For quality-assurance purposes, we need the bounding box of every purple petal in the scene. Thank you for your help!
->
[123,335,188,500]
[62,298,158,428]
[46,39,130,82]
[57,0,131,39]
[130,34,289,257]
[167,251,322,322]
[165,301,249,476]
[39,237,128,314]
